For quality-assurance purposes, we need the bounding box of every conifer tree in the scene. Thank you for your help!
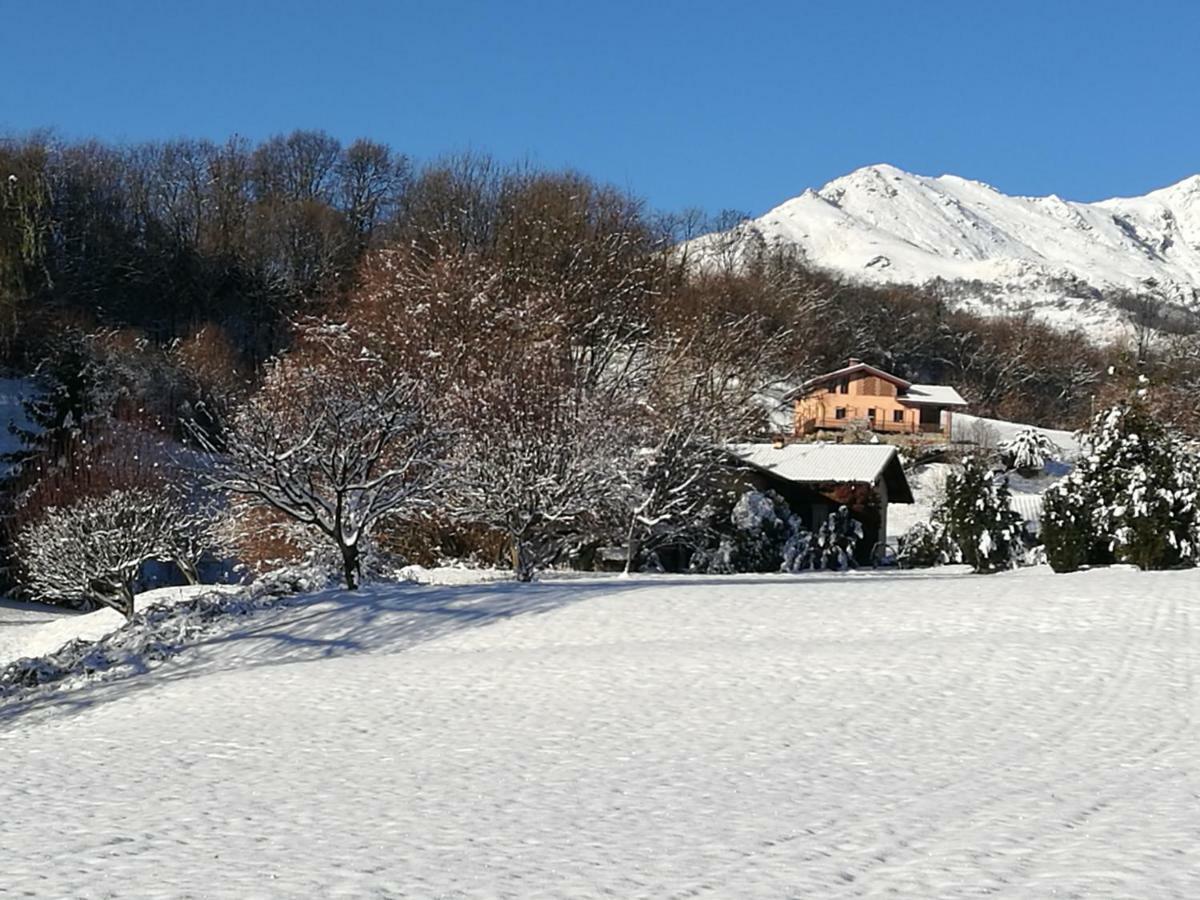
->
[1043,402,1200,571]
[940,456,1024,573]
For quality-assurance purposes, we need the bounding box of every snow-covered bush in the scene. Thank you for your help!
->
[939,456,1024,573]
[805,505,864,571]
[1000,427,1060,476]
[15,488,215,617]
[0,565,328,699]
[693,490,794,573]
[780,526,815,573]
[1040,471,1095,573]
[896,518,959,568]
[1042,403,1200,571]
[693,491,864,574]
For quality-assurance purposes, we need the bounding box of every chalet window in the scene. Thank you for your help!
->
[839,381,849,394]
[834,407,847,420]
[892,410,904,423]
[867,408,876,420]
[827,384,837,394]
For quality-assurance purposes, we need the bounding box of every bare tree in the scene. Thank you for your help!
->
[447,353,632,581]
[16,488,204,618]
[619,281,799,571]
[209,334,446,589]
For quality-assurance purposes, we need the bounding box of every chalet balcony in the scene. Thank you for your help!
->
[798,412,947,437]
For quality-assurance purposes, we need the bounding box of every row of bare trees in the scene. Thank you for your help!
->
[10,133,1198,609]
[204,223,810,585]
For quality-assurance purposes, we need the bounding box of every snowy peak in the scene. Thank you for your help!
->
[697,165,1200,334]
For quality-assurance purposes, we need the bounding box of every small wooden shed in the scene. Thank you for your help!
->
[727,442,914,563]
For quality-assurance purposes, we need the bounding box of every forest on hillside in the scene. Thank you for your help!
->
[2,130,1199,595]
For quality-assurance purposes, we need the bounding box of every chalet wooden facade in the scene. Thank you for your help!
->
[792,358,967,437]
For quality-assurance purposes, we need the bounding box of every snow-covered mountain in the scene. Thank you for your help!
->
[692,164,1200,335]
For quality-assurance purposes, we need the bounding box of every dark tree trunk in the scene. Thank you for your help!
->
[89,574,136,620]
[340,542,361,590]
[511,538,535,582]
[623,516,641,576]
[116,582,135,620]
[175,557,199,585]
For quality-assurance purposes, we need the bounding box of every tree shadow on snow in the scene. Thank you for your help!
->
[0,570,973,726]
[0,578,641,725]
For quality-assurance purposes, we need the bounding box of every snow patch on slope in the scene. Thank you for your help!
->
[0,584,241,669]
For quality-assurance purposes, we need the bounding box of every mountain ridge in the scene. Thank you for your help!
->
[694,164,1200,335]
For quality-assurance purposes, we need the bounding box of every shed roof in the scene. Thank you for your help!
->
[727,442,915,503]
[1009,493,1045,532]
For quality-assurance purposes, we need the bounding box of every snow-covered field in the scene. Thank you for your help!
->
[2,567,1198,898]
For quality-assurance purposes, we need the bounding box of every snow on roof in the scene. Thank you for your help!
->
[1009,493,1045,532]
[792,364,965,407]
[901,383,968,406]
[728,442,899,486]
[799,362,911,393]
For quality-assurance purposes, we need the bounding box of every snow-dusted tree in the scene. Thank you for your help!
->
[1000,427,1060,476]
[619,357,774,573]
[896,517,959,569]
[619,272,800,572]
[691,491,867,574]
[347,241,662,581]
[16,488,199,617]
[781,505,866,572]
[1042,402,1200,571]
[940,456,1024,573]
[620,424,725,573]
[811,505,864,571]
[211,334,446,590]
[1040,471,1094,573]
[447,354,631,581]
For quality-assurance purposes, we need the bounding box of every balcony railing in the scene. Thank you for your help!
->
[798,411,946,436]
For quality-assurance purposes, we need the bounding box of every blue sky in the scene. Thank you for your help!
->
[3,0,1198,216]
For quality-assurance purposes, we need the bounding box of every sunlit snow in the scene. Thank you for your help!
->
[2,568,1198,897]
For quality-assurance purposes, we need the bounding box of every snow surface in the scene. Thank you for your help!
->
[3,568,1199,898]
[690,164,1200,335]
[952,412,1081,458]
[0,585,238,669]
[886,462,952,541]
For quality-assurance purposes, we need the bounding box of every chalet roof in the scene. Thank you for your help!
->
[798,361,911,393]
[727,442,915,503]
[900,383,968,406]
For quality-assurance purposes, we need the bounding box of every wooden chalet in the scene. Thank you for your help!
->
[791,358,967,437]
